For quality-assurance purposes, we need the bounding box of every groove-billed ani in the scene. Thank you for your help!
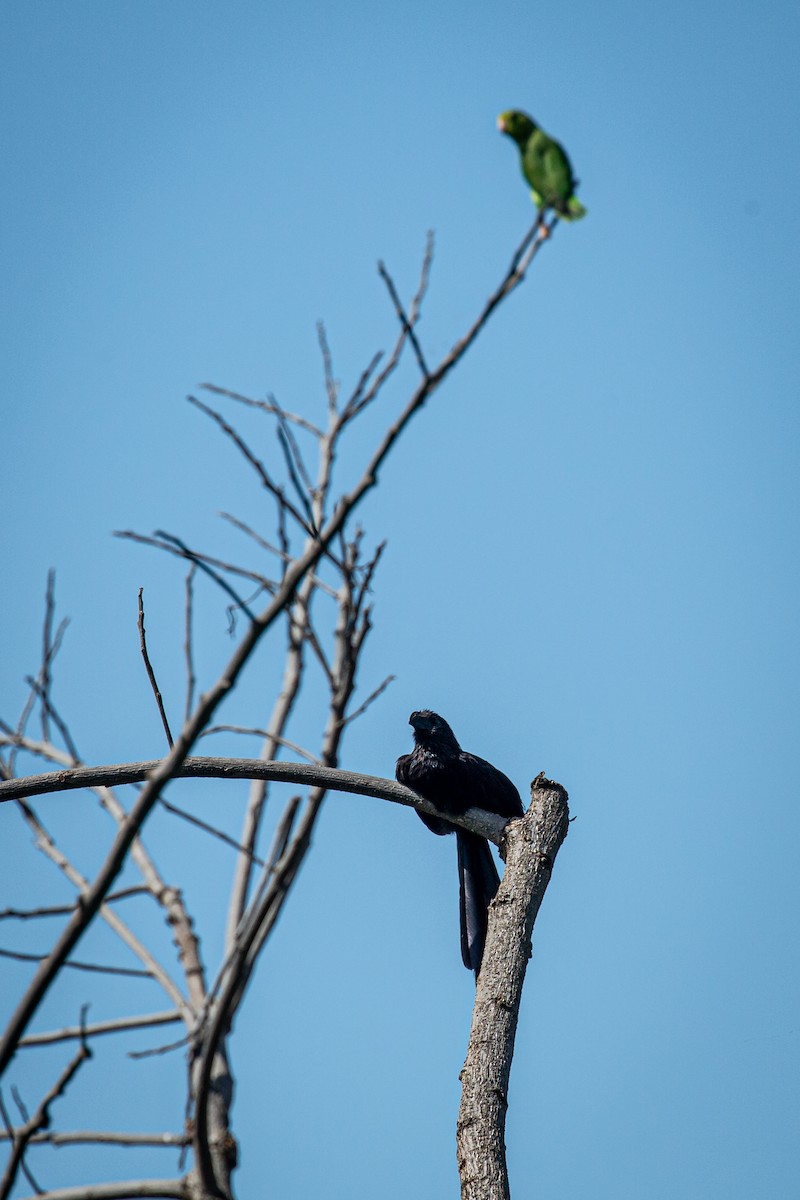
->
[396,710,523,976]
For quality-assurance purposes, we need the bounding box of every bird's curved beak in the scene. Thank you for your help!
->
[497,116,507,132]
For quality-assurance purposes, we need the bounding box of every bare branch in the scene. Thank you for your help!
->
[12,1182,187,1200]
[340,350,383,417]
[154,531,261,624]
[115,531,265,623]
[182,567,196,724]
[127,1035,190,1061]
[19,1011,182,1048]
[457,775,570,1200]
[0,889,148,921]
[218,512,337,598]
[187,394,317,540]
[317,321,339,411]
[116,531,272,593]
[0,947,152,979]
[0,758,507,840]
[39,570,56,744]
[0,1009,91,1200]
[340,674,395,728]
[299,611,333,688]
[22,678,79,766]
[408,229,434,325]
[200,383,323,438]
[138,590,173,750]
[342,230,434,424]
[0,1130,188,1147]
[378,259,430,377]
[158,797,265,867]
[352,539,386,623]
[270,391,315,498]
[198,727,321,765]
[15,800,192,1018]
[223,587,310,949]
[7,576,69,778]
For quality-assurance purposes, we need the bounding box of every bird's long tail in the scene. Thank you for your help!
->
[456,830,501,977]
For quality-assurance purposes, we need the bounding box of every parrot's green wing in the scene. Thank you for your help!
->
[524,129,586,220]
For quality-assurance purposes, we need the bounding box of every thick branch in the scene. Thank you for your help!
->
[0,759,506,842]
[457,775,570,1200]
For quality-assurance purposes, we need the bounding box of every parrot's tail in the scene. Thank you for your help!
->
[564,195,587,220]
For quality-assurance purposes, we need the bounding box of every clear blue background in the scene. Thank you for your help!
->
[2,2,798,1197]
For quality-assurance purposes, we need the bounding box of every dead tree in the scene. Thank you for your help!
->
[0,218,569,1200]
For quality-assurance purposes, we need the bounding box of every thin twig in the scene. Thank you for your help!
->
[183,566,196,724]
[39,570,56,744]
[23,678,79,765]
[200,383,323,438]
[1,1089,41,1194]
[317,321,339,411]
[378,260,430,377]
[0,889,148,921]
[198,727,321,765]
[0,948,153,979]
[270,392,315,497]
[340,674,396,727]
[117,532,272,591]
[127,1035,190,1061]
[352,539,386,622]
[115,531,263,622]
[158,798,265,867]
[219,513,337,597]
[154,531,260,624]
[138,590,173,750]
[187,395,318,541]
[8,576,68,778]
[341,230,435,425]
[340,351,384,417]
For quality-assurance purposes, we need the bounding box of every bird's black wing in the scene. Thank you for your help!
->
[456,751,524,820]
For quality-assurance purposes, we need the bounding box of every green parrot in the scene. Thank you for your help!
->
[497,109,586,220]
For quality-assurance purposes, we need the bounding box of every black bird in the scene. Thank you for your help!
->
[396,710,523,976]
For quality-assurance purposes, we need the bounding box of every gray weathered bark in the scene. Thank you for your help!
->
[457,775,570,1200]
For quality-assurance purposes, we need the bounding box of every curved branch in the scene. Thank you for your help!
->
[0,758,507,842]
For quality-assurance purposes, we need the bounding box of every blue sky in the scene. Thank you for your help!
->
[2,2,799,1197]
